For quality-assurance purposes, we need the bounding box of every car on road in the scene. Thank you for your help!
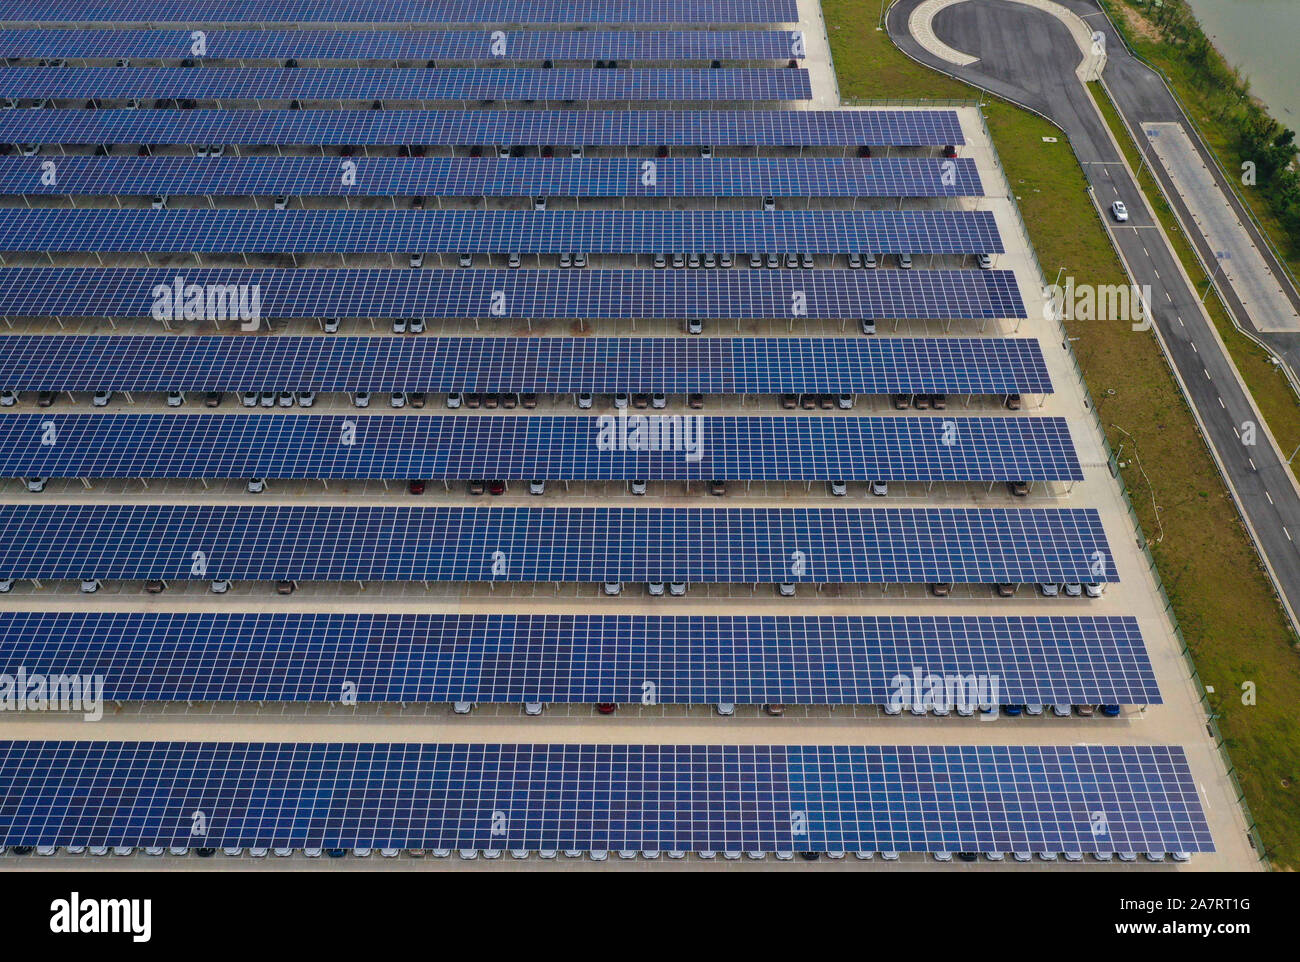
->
[1110,200,1129,222]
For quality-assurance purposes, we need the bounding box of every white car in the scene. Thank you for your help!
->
[247,478,265,493]
[92,390,111,407]
[1110,200,1129,222]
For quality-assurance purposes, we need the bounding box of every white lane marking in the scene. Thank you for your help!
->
[1191,342,1198,353]
[1285,526,1293,542]
[1217,396,1225,409]
[1249,458,1257,471]
[1204,368,1212,380]
[1266,491,1274,505]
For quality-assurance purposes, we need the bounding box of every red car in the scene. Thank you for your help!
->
[596,703,617,715]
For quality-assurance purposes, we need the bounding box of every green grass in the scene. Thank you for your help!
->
[821,0,1300,868]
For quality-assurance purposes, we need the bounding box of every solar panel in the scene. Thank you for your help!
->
[0,209,1003,256]
[0,156,983,199]
[0,741,1213,854]
[0,504,1117,584]
[0,29,807,62]
[0,108,966,147]
[0,0,803,25]
[0,336,1054,394]
[0,414,1081,482]
[0,66,814,103]
[0,612,1159,705]
[0,268,1026,320]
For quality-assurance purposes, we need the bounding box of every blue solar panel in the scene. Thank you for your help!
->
[0,741,1213,854]
[0,336,1054,394]
[0,29,807,62]
[0,414,1081,482]
[0,209,1002,255]
[0,504,1116,584]
[0,268,1026,320]
[0,108,966,147]
[0,156,983,199]
[0,612,1160,705]
[0,66,814,103]
[0,1,802,25]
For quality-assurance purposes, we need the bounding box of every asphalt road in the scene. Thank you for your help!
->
[890,0,1300,626]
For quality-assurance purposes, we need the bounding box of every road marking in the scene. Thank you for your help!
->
[1266,491,1274,505]
[1177,316,1184,326]
[1191,342,1198,353]
[1217,396,1224,409]
[1204,368,1212,380]
[1285,526,1292,542]
[1165,290,1173,302]
[1249,458,1257,471]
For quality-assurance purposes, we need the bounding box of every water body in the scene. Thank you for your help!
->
[1184,0,1300,126]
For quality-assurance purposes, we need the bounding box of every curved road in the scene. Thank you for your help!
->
[889,0,1300,628]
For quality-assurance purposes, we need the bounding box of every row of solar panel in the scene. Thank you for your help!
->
[0,0,803,26]
[0,29,806,62]
[0,414,1082,482]
[0,66,814,102]
[0,742,1213,854]
[0,108,966,146]
[0,156,984,198]
[0,504,1115,584]
[0,611,1160,705]
[0,208,1004,255]
[0,268,1025,319]
[0,336,1053,394]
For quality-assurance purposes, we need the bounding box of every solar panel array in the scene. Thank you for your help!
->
[0,741,1213,854]
[0,108,966,147]
[0,612,1160,705]
[0,0,804,25]
[0,336,1054,394]
[0,29,807,62]
[0,66,814,102]
[0,0,1212,866]
[0,208,1003,255]
[0,268,1026,320]
[0,504,1116,584]
[0,156,984,199]
[0,413,1081,482]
